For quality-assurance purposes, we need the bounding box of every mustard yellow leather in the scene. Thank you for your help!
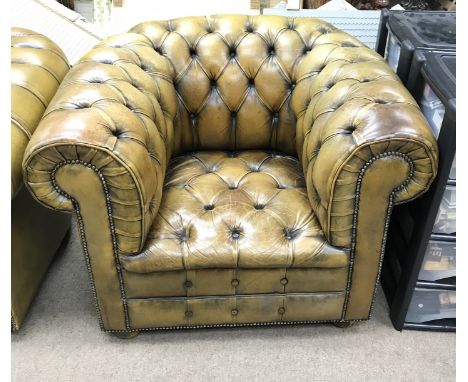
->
[23,33,178,254]
[120,151,348,272]
[11,28,70,331]
[11,27,69,198]
[123,268,348,298]
[22,15,438,332]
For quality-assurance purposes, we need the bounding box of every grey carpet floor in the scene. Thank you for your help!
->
[12,219,455,382]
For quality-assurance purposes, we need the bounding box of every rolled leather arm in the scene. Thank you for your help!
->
[11,28,70,198]
[23,33,178,254]
[291,41,438,248]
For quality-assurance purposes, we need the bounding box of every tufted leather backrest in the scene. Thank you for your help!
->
[130,15,365,156]
[11,27,69,198]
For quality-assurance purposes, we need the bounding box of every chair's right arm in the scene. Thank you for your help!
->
[22,33,178,331]
[290,34,438,321]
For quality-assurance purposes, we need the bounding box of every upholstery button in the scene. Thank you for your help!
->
[189,113,196,119]
[254,204,264,210]
[280,278,288,285]
[177,229,189,242]
[290,82,296,90]
[228,185,238,190]
[268,46,275,55]
[284,228,296,240]
[231,229,241,239]
[204,204,214,211]
[273,112,279,119]
[278,307,286,314]
[231,278,239,287]
[246,25,254,33]
[185,310,193,318]
[248,78,255,86]
[231,111,237,118]
[185,280,193,288]
[189,47,196,56]
[230,50,236,58]
[210,79,217,87]
[231,309,238,316]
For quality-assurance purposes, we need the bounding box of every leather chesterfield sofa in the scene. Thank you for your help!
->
[11,28,71,331]
[23,15,438,337]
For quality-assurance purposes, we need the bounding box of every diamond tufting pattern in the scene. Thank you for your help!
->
[120,150,348,272]
[22,15,439,330]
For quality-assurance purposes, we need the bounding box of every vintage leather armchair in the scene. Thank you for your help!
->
[11,28,71,331]
[23,15,438,336]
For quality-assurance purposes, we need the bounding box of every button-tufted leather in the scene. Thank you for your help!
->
[11,28,71,331]
[120,151,348,272]
[22,15,438,332]
[11,27,69,198]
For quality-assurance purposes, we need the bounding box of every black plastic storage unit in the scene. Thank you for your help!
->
[376,9,455,85]
[381,51,456,331]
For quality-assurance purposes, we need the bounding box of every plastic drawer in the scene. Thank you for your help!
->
[433,185,456,235]
[419,240,456,281]
[420,83,446,138]
[384,32,400,72]
[406,288,455,324]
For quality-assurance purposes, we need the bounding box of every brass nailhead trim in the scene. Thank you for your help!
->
[103,318,365,333]
[51,160,131,331]
[341,151,414,321]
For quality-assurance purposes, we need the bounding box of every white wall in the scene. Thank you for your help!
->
[107,0,260,34]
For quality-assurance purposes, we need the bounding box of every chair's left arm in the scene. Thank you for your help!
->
[291,46,438,321]
[22,33,178,331]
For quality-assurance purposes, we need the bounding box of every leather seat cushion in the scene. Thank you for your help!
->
[120,150,348,272]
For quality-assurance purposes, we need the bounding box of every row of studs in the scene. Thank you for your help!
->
[106,318,364,334]
[51,159,131,331]
[341,151,414,321]
[366,152,414,319]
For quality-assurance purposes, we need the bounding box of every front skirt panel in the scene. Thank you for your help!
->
[127,292,345,329]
